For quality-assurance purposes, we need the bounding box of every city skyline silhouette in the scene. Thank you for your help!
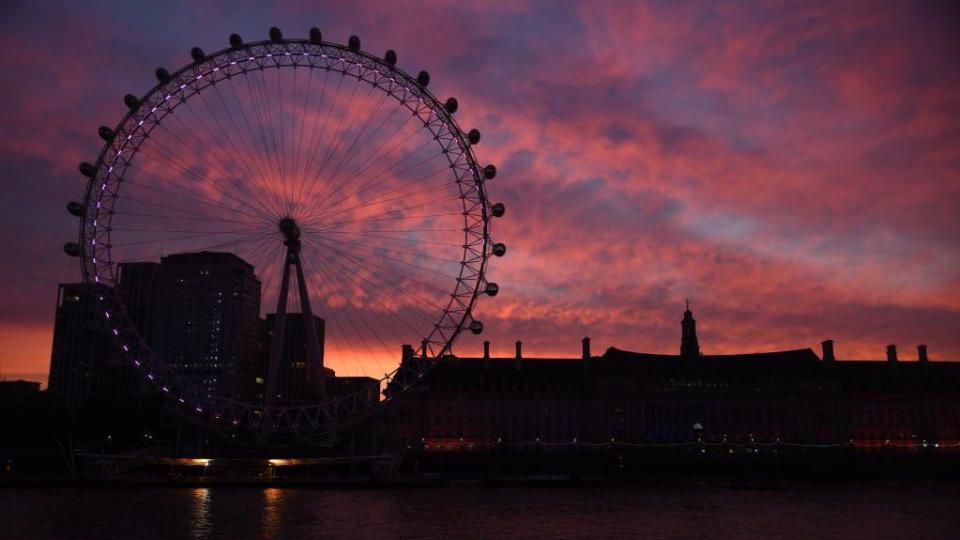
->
[2,3,960,539]
[3,2,959,388]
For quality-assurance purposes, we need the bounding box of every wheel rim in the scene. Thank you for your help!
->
[76,35,501,434]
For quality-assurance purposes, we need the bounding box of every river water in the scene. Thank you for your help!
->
[2,482,958,539]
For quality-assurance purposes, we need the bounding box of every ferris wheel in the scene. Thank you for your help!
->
[63,27,506,435]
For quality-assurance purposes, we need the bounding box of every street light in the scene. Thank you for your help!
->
[692,422,704,442]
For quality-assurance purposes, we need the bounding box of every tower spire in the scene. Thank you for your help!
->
[680,299,700,360]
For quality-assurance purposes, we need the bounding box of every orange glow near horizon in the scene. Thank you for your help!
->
[1,2,959,387]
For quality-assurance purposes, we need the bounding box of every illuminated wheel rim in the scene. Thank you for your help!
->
[71,30,505,434]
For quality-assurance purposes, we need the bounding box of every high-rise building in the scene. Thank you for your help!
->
[48,283,127,415]
[48,283,100,414]
[154,252,261,402]
[117,262,161,347]
[263,313,331,406]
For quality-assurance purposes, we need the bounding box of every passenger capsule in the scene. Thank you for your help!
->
[384,49,397,67]
[491,202,505,218]
[63,242,81,258]
[269,27,283,42]
[190,47,205,63]
[229,33,244,48]
[155,67,171,83]
[67,201,84,217]
[309,28,322,44]
[79,162,96,178]
[484,282,500,297]
[469,320,484,335]
[417,70,430,87]
[124,94,140,110]
[444,97,458,114]
[348,35,361,51]
[491,243,507,257]
[467,129,481,145]
[483,164,497,180]
[98,126,115,142]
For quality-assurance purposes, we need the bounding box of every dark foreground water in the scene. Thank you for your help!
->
[2,482,959,539]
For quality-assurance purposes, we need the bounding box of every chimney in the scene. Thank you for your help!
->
[821,340,835,364]
[483,340,491,360]
[421,338,429,359]
[402,344,415,363]
[515,340,522,370]
[886,344,898,363]
[918,344,928,364]
[582,337,592,386]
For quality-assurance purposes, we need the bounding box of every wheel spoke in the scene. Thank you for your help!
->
[80,40,495,430]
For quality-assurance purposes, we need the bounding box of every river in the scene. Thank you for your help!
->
[2,481,958,538]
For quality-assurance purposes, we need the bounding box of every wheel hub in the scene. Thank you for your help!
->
[278,216,301,246]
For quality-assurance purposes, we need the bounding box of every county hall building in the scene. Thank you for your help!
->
[385,306,960,451]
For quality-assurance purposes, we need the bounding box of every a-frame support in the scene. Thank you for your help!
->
[263,218,328,415]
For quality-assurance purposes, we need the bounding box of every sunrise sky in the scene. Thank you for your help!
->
[1,0,958,383]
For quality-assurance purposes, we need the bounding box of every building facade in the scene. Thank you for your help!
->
[48,283,141,415]
[386,308,960,451]
[48,250,386,418]
[835,344,960,444]
[261,313,330,406]
[116,261,161,347]
[153,252,261,402]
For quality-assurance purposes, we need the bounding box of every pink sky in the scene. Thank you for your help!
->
[1,0,958,384]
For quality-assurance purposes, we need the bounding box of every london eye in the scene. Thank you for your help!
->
[63,27,506,436]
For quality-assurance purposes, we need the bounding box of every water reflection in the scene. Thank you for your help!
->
[2,483,959,539]
[190,487,211,539]
[262,488,283,536]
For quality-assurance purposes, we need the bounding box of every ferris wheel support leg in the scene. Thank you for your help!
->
[263,247,294,416]
[293,252,329,404]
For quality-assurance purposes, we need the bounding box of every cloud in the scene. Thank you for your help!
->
[1,0,958,386]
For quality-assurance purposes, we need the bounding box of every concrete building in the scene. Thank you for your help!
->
[0,380,41,407]
[48,283,139,415]
[261,313,331,406]
[386,307,960,450]
[835,344,960,444]
[153,251,261,402]
[117,261,161,347]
